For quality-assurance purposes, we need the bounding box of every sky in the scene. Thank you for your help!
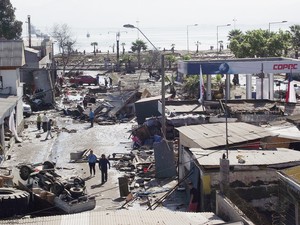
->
[10,0,300,32]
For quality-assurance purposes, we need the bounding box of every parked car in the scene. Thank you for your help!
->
[23,102,32,117]
[69,75,98,85]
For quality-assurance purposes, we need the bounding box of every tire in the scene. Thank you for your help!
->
[43,161,55,170]
[0,188,30,218]
[51,181,65,196]
[69,187,84,198]
[19,165,33,181]
[73,177,85,187]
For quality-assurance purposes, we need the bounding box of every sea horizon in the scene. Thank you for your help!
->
[23,23,292,54]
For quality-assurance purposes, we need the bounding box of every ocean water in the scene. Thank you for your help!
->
[24,23,290,54]
[49,23,290,54]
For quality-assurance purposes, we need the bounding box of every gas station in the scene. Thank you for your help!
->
[178,57,300,102]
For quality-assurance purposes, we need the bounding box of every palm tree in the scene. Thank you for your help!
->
[171,44,175,53]
[228,29,243,41]
[91,42,98,55]
[131,39,147,68]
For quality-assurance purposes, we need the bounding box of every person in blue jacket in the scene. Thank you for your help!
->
[89,108,95,127]
[87,150,97,176]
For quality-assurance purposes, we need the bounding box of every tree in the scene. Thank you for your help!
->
[171,44,175,53]
[131,39,147,68]
[0,0,22,39]
[182,75,200,99]
[52,24,76,75]
[91,42,98,55]
[228,29,290,58]
[289,25,300,58]
[228,29,243,41]
[165,55,177,69]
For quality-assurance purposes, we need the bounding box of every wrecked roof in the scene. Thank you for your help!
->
[189,148,300,168]
[106,90,137,117]
[176,122,273,149]
[0,95,18,123]
[136,94,171,103]
[263,121,300,141]
[0,210,225,225]
[165,104,204,114]
[225,100,282,114]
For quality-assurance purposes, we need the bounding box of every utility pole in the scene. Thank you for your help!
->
[27,15,31,48]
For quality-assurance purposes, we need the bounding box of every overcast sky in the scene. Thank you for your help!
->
[10,0,300,32]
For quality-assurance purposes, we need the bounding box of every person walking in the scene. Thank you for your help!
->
[44,119,54,140]
[89,108,95,127]
[98,154,110,184]
[188,182,199,212]
[42,113,49,132]
[87,150,97,177]
[37,113,42,131]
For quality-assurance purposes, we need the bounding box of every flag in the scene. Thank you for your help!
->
[286,72,297,103]
[198,65,205,104]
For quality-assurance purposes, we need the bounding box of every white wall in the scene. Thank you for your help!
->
[0,69,19,95]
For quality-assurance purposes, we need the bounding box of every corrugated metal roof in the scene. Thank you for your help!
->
[264,122,300,141]
[1,210,224,225]
[176,122,272,149]
[165,104,204,113]
[0,40,24,67]
[190,148,300,167]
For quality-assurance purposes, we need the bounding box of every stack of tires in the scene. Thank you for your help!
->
[0,188,30,218]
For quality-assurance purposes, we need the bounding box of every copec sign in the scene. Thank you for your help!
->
[178,58,300,75]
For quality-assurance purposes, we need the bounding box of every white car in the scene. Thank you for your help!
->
[23,103,32,117]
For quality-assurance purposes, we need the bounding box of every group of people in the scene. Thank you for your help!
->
[36,113,54,140]
[87,150,110,184]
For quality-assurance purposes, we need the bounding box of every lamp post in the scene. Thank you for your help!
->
[109,31,127,71]
[217,24,231,55]
[123,24,167,136]
[268,20,287,33]
[116,32,120,71]
[187,24,198,53]
[123,24,158,51]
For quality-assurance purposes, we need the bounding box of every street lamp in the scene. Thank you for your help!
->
[217,24,231,55]
[268,20,287,33]
[123,24,158,51]
[124,24,167,137]
[187,24,198,53]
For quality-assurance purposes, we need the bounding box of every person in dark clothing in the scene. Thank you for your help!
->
[42,113,49,133]
[98,154,110,183]
[108,77,112,86]
[37,113,41,131]
[188,182,199,212]
[44,119,54,140]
